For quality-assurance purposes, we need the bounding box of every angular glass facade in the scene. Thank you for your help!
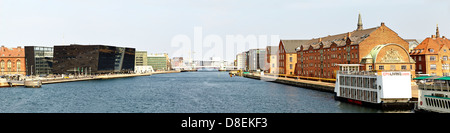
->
[25,46,53,76]
[53,44,135,75]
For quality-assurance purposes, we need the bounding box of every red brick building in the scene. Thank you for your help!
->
[295,14,415,79]
[0,46,26,75]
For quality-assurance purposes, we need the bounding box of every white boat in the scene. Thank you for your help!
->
[334,64,414,109]
[416,77,450,113]
[24,79,42,88]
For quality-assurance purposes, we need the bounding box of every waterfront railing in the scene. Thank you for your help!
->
[418,83,450,92]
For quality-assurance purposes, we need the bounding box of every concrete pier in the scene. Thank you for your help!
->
[243,73,335,92]
[5,71,181,87]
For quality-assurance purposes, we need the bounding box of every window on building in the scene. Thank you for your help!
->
[429,49,434,53]
[368,65,372,70]
[0,61,4,70]
[442,64,448,70]
[401,65,407,70]
[444,56,448,61]
[289,57,292,62]
[7,60,11,71]
[290,64,293,69]
[390,65,396,70]
[16,61,21,71]
[379,65,384,70]
[419,56,422,61]
[430,64,437,70]
[419,64,422,70]
[430,56,436,61]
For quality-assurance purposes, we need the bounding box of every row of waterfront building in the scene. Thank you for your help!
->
[0,44,173,76]
[236,13,449,79]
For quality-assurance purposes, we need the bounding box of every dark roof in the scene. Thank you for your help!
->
[281,40,310,53]
[296,26,379,51]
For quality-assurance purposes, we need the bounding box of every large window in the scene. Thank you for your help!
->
[401,65,407,70]
[16,61,21,71]
[430,56,436,61]
[7,60,11,72]
[0,61,4,71]
[379,65,384,70]
[430,64,437,70]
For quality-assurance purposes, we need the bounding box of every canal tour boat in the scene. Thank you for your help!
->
[416,77,450,113]
[334,64,414,109]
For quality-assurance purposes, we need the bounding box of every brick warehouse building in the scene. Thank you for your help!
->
[0,46,26,75]
[294,14,416,79]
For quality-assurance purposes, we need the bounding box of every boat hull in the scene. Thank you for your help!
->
[335,94,415,110]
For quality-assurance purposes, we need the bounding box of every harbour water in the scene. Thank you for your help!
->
[0,71,413,113]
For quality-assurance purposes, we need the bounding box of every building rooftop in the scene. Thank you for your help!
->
[0,46,24,57]
[410,37,450,55]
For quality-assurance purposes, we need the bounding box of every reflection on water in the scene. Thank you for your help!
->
[0,71,412,113]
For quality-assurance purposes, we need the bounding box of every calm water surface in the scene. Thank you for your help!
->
[0,72,412,113]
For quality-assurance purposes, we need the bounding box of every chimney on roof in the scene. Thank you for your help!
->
[436,24,440,38]
[432,35,436,39]
[318,38,322,42]
[381,22,385,26]
[347,32,352,38]
[443,36,446,39]
[357,12,363,31]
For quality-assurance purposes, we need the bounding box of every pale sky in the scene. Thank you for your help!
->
[0,0,449,60]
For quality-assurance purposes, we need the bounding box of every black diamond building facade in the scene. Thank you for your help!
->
[53,44,135,75]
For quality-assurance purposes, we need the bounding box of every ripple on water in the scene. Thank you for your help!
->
[0,72,407,113]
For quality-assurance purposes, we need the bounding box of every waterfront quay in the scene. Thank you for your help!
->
[243,73,335,92]
[7,71,180,87]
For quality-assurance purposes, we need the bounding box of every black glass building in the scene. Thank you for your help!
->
[25,46,53,76]
[53,44,135,75]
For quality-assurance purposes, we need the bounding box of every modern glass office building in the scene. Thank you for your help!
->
[147,53,168,71]
[25,46,53,76]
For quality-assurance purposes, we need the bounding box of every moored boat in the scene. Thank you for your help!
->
[334,64,414,110]
[24,79,42,88]
[416,77,450,113]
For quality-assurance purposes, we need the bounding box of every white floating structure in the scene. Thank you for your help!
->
[334,64,413,109]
